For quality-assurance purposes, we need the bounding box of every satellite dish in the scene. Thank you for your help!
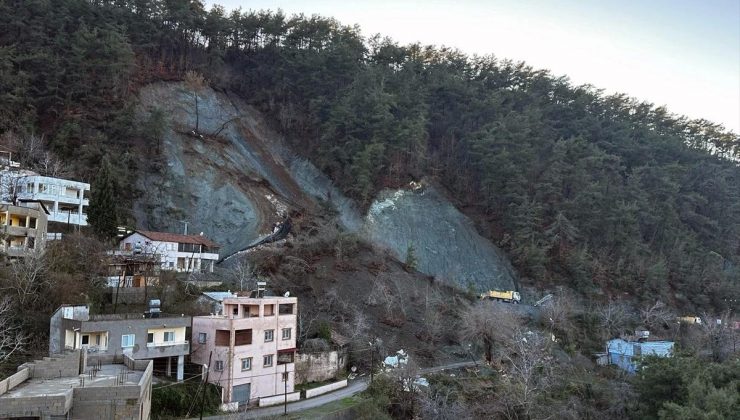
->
[284,291,290,297]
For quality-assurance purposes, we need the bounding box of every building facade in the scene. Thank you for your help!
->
[49,304,191,381]
[0,350,152,420]
[118,230,220,273]
[0,201,48,258]
[15,174,90,226]
[606,338,674,373]
[191,295,298,405]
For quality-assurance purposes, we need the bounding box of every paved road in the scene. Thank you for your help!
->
[200,360,480,419]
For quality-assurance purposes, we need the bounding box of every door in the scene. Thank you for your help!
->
[233,383,251,405]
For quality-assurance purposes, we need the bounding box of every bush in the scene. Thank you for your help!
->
[152,382,221,419]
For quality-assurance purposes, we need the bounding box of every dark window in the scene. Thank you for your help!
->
[279,304,294,315]
[215,330,230,346]
[81,335,89,345]
[235,329,252,346]
[147,333,154,343]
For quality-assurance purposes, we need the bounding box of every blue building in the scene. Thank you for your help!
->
[606,338,674,373]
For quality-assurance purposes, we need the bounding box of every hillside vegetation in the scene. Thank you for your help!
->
[1,0,738,314]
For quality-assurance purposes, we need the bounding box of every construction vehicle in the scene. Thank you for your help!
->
[480,290,521,304]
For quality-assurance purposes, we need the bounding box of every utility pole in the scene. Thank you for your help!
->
[200,351,213,420]
[180,220,188,235]
[283,362,288,415]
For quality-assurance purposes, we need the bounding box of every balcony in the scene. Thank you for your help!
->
[147,340,189,348]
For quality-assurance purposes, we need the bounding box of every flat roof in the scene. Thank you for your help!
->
[0,364,143,399]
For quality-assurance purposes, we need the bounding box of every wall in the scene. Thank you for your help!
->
[49,305,89,355]
[295,350,346,384]
[21,350,82,379]
[0,367,29,396]
[305,380,348,398]
[71,358,152,420]
[258,391,300,407]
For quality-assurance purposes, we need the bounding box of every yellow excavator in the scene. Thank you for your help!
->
[479,290,521,304]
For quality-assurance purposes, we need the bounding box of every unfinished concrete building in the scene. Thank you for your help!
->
[0,350,152,419]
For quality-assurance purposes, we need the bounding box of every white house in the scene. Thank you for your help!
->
[13,174,90,226]
[118,230,220,273]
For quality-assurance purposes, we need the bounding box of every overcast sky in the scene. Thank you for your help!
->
[207,0,740,132]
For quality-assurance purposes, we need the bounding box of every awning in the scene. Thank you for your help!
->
[278,348,297,354]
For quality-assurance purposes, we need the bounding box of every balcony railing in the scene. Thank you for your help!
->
[146,340,189,348]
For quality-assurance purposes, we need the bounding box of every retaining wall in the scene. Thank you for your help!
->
[305,380,348,399]
[258,391,301,407]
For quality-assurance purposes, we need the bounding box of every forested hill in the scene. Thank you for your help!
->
[1,0,738,311]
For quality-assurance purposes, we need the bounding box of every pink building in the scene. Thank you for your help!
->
[191,295,298,406]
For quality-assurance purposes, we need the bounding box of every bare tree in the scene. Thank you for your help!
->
[458,302,521,363]
[0,296,27,362]
[639,300,674,331]
[699,310,733,362]
[596,300,635,340]
[540,291,576,338]
[1,251,49,307]
[229,257,255,292]
[498,329,554,420]
[419,388,470,420]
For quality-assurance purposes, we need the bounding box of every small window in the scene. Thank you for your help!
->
[147,333,154,343]
[282,372,288,382]
[241,357,252,371]
[215,361,223,371]
[81,335,89,345]
[264,330,274,342]
[122,334,135,348]
[263,355,273,367]
[198,332,207,344]
[232,306,238,316]
[282,328,291,340]
[164,331,175,342]
[96,335,101,345]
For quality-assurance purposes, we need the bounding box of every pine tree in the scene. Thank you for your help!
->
[87,157,118,240]
[405,242,418,271]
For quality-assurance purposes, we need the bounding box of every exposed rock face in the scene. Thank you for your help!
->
[363,187,517,292]
[133,82,517,291]
[134,83,312,257]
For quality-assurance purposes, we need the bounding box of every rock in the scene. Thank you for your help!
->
[363,186,517,292]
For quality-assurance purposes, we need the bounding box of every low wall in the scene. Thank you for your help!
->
[0,367,29,396]
[305,380,348,399]
[258,391,301,407]
[22,351,81,379]
[295,350,346,384]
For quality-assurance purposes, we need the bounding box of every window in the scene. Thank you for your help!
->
[81,335,89,345]
[263,355,273,367]
[215,361,223,371]
[215,330,230,346]
[282,372,289,382]
[164,331,175,342]
[96,335,101,346]
[241,357,252,371]
[279,303,294,315]
[282,328,291,340]
[264,329,274,342]
[121,334,135,348]
[147,333,154,343]
[198,333,207,344]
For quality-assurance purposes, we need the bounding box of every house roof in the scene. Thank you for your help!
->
[133,230,220,248]
[201,291,237,302]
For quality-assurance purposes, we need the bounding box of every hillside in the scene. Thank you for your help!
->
[2,0,737,313]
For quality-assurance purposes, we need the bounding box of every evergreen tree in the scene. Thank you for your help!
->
[87,157,118,240]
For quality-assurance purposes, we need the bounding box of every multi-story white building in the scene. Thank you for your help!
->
[191,294,298,406]
[15,174,90,226]
[118,230,220,273]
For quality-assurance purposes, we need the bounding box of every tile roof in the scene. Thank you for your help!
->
[136,230,220,248]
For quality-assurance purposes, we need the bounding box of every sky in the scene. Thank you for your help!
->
[207,0,740,132]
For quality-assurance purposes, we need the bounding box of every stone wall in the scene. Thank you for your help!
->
[295,350,346,384]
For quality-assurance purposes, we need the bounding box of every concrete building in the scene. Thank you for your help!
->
[15,174,90,226]
[0,201,48,258]
[49,304,191,381]
[0,350,152,420]
[606,338,674,373]
[191,294,298,406]
[118,230,220,273]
